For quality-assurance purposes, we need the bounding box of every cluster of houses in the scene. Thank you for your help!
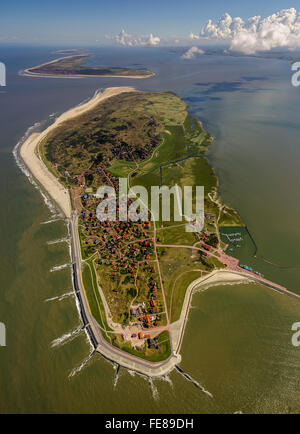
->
[140,276,160,329]
[129,330,161,350]
[139,334,161,350]
[109,135,159,161]
[130,297,161,331]
[66,124,160,187]
[79,193,153,261]
[108,118,160,162]
[129,273,161,332]
[78,187,165,335]
[75,163,119,191]
[200,232,218,252]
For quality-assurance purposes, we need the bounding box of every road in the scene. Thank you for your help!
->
[69,212,181,377]
[70,218,300,376]
[157,243,300,300]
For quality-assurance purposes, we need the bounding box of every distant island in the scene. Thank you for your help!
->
[24,54,154,79]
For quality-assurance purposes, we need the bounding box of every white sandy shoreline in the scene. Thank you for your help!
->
[19,86,136,218]
[23,54,155,79]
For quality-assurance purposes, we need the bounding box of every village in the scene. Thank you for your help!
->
[41,89,249,359]
[77,164,169,351]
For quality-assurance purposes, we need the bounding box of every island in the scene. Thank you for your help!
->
[23,54,154,79]
[20,87,298,377]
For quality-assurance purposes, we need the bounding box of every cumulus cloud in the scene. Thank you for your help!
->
[200,8,300,54]
[189,32,200,40]
[115,29,160,47]
[145,33,160,46]
[182,46,205,59]
[115,29,134,46]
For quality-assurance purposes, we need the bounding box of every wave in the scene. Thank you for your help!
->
[40,218,64,225]
[50,263,71,272]
[13,92,103,370]
[13,88,103,219]
[45,291,74,303]
[13,90,104,220]
[47,237,69,245]
[51,326,83,348]
[148,377,159,400]
[12,120,62,219]
[113,364,120,389]
[68,350,95,378]
[157,374,173,388]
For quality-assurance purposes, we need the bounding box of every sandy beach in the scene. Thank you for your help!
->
[23,56,154,79]
[20,86,136,218]
[23,70,155,79]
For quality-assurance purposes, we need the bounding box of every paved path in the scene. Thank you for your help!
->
[69,213,181,377]
[157,243,300,300]
[70,223,300,376]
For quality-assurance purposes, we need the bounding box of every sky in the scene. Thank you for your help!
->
[1,0,300,52]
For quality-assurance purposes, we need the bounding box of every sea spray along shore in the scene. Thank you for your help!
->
[17,86,294,377]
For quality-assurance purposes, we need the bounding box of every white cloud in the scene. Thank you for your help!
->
[200,8,300,54]
[201,13,233,39]
[145,33,160,46]
[189,32,200,40]
[115,29,160,47]
[116,29,134,46]
[182,46,205,59]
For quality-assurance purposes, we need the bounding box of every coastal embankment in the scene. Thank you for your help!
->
[19,86,296,378]
[170,270,251,354]
[19,86,182,377]
[69,213,181,377]
[170,267,300,356]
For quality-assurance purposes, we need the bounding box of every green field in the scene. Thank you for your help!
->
[112,330,171,362]
[81,259,113,342]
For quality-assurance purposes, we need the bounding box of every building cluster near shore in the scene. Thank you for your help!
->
[17,85,297,376]
[78,181,167,348]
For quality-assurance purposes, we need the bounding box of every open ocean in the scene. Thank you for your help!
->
[0,45,300,413]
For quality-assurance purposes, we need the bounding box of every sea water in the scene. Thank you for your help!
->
[0,45,299,413]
